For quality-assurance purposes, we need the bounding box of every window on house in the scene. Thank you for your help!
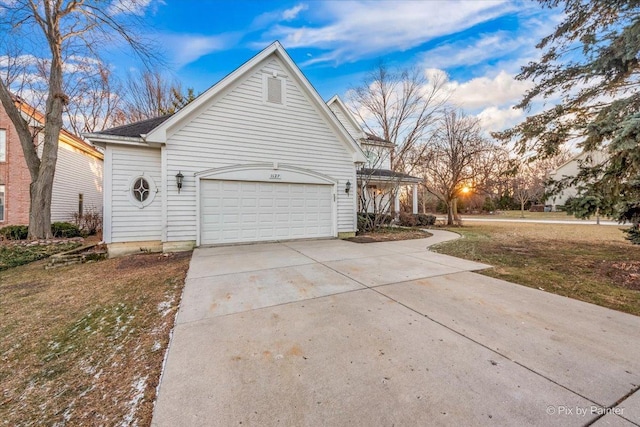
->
[0,185,4,222]
[132,177,150,202]
[78,193,84,218]
[0,129,6,162]
[264,74,285,105]
[365,149,379,167]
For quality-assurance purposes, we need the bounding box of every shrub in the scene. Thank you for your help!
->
[416,213,437,226]
[398,212,418,227]
[0,225,29,240]
[357,212,393,232]
[482,197,496,213]
[52,222,82,238]
[71,207,103,236]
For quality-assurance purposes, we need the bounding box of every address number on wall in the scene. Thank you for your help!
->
[269,174,281,180]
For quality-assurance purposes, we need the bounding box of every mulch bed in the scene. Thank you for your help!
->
[347,228,432,243]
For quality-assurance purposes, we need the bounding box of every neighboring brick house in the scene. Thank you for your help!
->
[0,97,103,226]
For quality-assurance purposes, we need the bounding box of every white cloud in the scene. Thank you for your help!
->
[448,70,533,109]
[107,0,153,16]
[424,32,531,71]
[476,105,524,133]
[162,33,241,68]
[262,0,515,65]
[282,4,308,21]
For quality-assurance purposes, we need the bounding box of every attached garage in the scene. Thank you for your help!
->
[200,179,334,245]
[87,42,366,257]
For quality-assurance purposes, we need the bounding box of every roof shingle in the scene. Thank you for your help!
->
[96,114,173,138]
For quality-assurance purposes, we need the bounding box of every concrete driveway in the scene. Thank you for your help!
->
[152,230,640,427]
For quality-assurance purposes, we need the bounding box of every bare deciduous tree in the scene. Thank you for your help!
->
[510,151,572,217]
[348,63,449,173]
[0,0,157,238]
[65,62,123,134]
[419,110,493,225]
[114,70,196,125]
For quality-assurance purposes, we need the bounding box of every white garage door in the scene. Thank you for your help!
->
[200,180,334,245]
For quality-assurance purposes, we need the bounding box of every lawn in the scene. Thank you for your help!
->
[0,251,191,425]
[432,222,640,316]
[463,210,611,221]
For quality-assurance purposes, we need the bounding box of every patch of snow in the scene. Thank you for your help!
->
[119,375,148,427]
[156,296,175,318]
[151,341,161,352]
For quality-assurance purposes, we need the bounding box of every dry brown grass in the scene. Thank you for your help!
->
[0,251,191,426]
[432,222,640,316]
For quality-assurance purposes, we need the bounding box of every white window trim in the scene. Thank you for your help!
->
[127,173,157,209]
[0,129,6,162]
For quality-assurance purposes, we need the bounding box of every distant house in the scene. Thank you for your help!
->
[326,96,421,215]
[0,96,103,226]
[546,150,608,211]
[86,42,367,256]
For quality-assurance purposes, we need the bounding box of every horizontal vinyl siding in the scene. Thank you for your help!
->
[51,142,103,222]
[329,104,361,140]
[166,56,356,242]
[110,145,162,242]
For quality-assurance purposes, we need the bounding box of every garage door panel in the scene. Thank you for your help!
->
[200,180,333,245]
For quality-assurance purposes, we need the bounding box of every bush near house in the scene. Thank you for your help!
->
[52,222,83,238]
[71,207,103,236]
[1,222,85,240]
[357,212,393,232]
[0,225,29,240]
[398,213,437,227]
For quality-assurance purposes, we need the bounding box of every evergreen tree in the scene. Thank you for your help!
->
[494,0,640,243]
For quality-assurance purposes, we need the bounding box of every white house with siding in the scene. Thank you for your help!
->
[327,96,421,215]
[51,132,103,222]
[546,150,608,211]
[86,42,366,256]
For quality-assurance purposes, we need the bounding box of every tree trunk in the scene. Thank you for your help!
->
[27,32,65,239]
[29,177,54,238]
[447,200,454,226]
[520,200,525,218]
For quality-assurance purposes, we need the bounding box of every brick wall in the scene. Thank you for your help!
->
[0,103,32,226]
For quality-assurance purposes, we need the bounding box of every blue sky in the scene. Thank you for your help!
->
[6,0,563,133]
[118,0,561,133]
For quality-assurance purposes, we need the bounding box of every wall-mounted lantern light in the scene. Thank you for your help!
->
[345,180,351,195]
[176,171,184,193]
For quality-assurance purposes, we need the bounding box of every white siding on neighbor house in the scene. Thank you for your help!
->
[329,103,362,141]
[164,56,356,242]
[362,142,392,170]
[51,141,103,222]
[108,144,162,243]
[547,151,608,208]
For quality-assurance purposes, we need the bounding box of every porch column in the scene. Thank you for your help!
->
[412,184,418,214]
[394,189,400,220]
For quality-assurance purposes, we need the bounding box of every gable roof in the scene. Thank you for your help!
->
[131,41,365,163]
[327,95,366,140]
[95,114,173,138]
[364,132,394,146]
[326,95,394,147]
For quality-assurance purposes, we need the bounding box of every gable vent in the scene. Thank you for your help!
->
[267,77,283,104]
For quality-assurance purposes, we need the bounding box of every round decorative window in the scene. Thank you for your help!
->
[132,177,150,202]
[128,174,156,208]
